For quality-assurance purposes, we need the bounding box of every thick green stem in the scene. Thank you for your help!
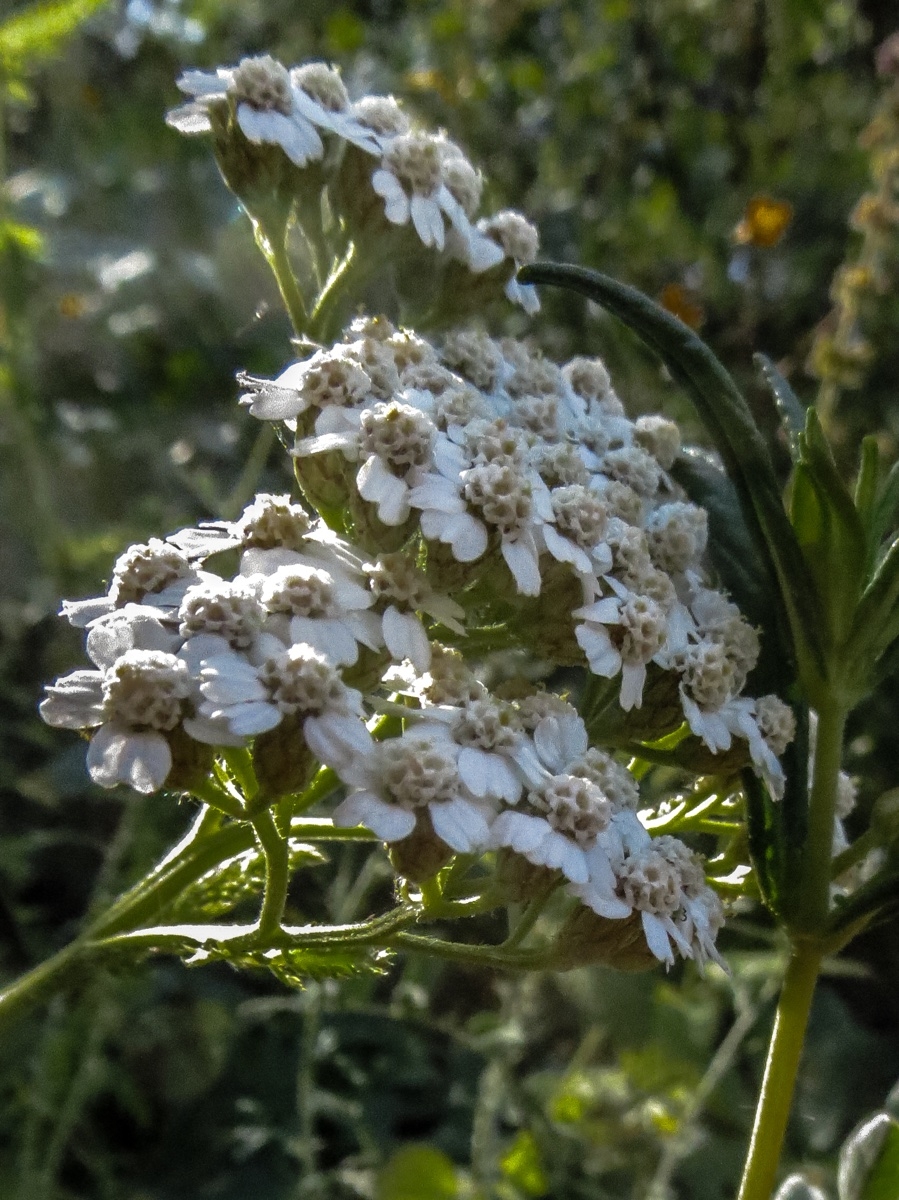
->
[737,943,823,1200]
[252,807,290,938]
[799,703,848,930]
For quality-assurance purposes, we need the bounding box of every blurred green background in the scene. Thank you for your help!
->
[2,1,899,1197]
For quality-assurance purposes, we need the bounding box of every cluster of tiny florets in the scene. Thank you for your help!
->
[39,59,804,980]
[167,56,539,309]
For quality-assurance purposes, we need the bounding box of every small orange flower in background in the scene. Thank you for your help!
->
[658,282,705,330]
[734,194,794,248]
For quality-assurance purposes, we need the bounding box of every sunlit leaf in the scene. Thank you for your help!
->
[0,221,44,257]
[500,1130,550,1197]
[839,1113,899,1200]
[0,0,110,69]
[754,352,804,460]
[376,1144,459,1200]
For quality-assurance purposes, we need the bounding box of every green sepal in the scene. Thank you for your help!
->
[791,408,866,649]
[754,352,804,461]
[518,261,826,689]
[671,448,794,694]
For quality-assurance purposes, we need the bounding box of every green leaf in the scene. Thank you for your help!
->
[0,0,110,70]
[827,866,899,941]
[855,437,881,537]
[790,456,859,657]
[166,841,326,922]
[794,409,866,645]
[518,261,825,688]
[0,220,44,257]
[839,1113,899,1200]
[774,1175,829,1200]
[376,1145,460,1200]
[194,942,394,988]
[742,768,786,917]
[847,535,899,678]
[871,459,899,556]
[500,1130,550,1197]
[754,352,805,460]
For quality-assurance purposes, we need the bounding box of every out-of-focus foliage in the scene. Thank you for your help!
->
[1,1,898,1197]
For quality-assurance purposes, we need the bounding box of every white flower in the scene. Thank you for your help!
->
[371,133,476,252]
[196,643,365,759]
[85,604,180,670]
[366,552,465,673]
[476,211,541,313]
[294,400,445,527]
[409,472,490,563]
[40,650,195,794]
[612,841,696,967]
[510,705,590,789]
[168,56,325,167]
[459,460,554,596]
[326,723,493,853]
[61,539,207,628]
[168,493,315,561]
[289,62,381,153]
[240,348,372,426]
[423,698,526,804]
[541,484,612,576]
[490,774,616,885]
[573,590,668,710]
[258,562,380,666]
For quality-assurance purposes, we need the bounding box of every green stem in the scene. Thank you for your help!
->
[309,241,356,336]
[252,807,290,938]
[220,422,276,520]
[650,977,779,1200]
[737,942,823,1200]
[502,881,559,951]
[798,703,848,930]
[256,219,308,336]
[189,778,245,820]
[389,931,547,971]
[831,826,882,879]
[220,747,258,805]
[292,768,341,814]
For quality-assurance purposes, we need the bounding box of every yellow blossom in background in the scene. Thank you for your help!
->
[658,282,705,329]
[734,194,794,247]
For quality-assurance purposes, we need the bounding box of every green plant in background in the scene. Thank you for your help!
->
[3,5,899,1200]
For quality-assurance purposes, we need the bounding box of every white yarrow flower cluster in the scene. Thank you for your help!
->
[40,58,798,976]
[245,317,792,799]
[167,55,538,308]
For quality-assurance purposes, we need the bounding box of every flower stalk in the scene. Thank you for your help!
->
[737,942,823,1200]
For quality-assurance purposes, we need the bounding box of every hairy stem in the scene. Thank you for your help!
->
[252,807,290,938]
